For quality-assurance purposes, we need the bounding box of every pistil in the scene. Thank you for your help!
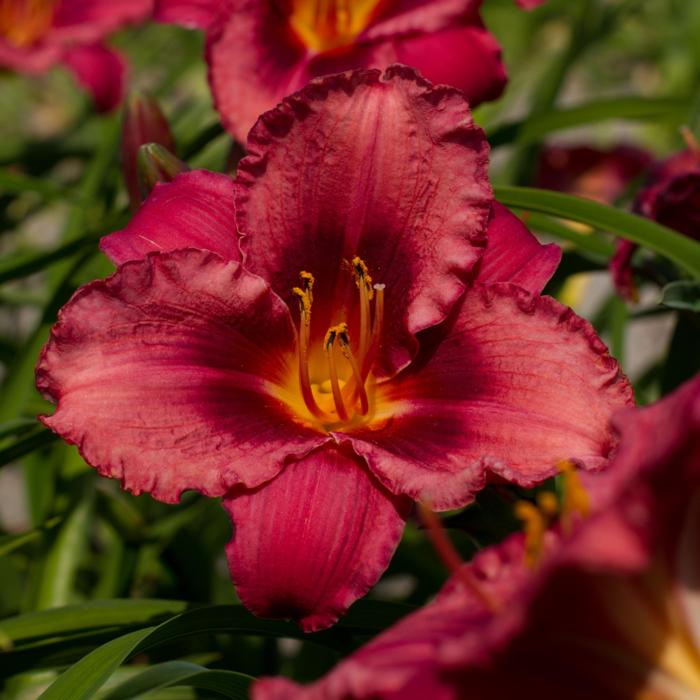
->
[325,324,350,422]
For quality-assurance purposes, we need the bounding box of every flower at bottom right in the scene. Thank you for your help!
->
[255,372,700,700]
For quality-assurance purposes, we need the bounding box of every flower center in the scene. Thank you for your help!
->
[0,0,56,47]
[288,256,384,432]
[286,0,384,52]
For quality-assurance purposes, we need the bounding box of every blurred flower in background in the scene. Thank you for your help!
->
[0,0,154,111]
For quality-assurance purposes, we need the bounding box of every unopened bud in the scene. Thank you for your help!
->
[121,92,176,209]
[136,143,189,200]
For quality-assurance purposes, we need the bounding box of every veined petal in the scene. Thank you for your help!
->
[63,44,126,113]
[344,283,633,509]
[237,66,492,378]
[100,170,239,264]
[37,250,325,503]
[475,203,561,294]
[224,445,410,632]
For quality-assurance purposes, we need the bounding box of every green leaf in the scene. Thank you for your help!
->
[488,96,690,147]
[101,662,253,700]
[0,599,187,646]
[33,601,412,695]
[661,280,700,311]
[0,428,58,468]
[0,168,86,204]
[0,517,61,557]
[494,186,700,279]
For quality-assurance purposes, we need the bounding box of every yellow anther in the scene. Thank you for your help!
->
[558,460,590,533]
[351,256,374,299]
[324,323,349,421]
[515,500,550,569]
[292,287,312,317]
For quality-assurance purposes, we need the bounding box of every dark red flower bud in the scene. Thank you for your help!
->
[121,92,176,209]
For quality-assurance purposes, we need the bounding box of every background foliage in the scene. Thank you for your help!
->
[1,0,699,697]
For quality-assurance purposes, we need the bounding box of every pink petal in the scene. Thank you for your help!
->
[51,0,153,41]
[100,170,239,265]
[0,40,62,73]
[37,250,325,503]
[236,66,492,378]
[344,283,633,509]
[474,203,561,294]
[63,43,126,113]
[391,25,507,107]
[224,445,410,632]
[154,0,226,32]
[515,0,546,8]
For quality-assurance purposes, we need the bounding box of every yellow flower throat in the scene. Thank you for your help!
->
[0,0,56,46]
[287,0,384,52]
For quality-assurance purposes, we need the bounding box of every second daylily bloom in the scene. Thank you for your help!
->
[155,0,509,141]
[37,67,632,631]
[256,372,700,699]
[0,0,153,112]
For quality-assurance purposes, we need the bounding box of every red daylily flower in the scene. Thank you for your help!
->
[37,67,632,631]
[255,373,700,698]
[612,144,700,299]
[155,0,509,141]
[515,0,546,8]
[536,144,651,206]
[0,0,153,112]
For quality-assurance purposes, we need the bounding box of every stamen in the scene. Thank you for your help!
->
[292,272,327,420]
[558,460,590,534]
[361,283,384,381]
[325,324,349,422]
[337,329,369,415]
[351,256,374,362]
[418,502,500,613]
[515,499,550,569]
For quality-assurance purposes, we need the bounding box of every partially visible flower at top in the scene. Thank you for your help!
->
[154,0,509,141]
[255,371,700,699]
[37,67,632,632]
[0,0,153,112]
[515,0,546,8]
[612,131,700,300]
[536,144,652,205]
[121,92,178,209]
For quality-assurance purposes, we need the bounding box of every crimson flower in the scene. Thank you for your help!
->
[536,144,651,206]
[255,372,700,699]
[37,67,631,631]
[155,0,509,141]
[612,144,700,299]
[0,0,153,112]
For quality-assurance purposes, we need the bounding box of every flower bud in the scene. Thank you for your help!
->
[121,92,176,209]
[136,143,189,199]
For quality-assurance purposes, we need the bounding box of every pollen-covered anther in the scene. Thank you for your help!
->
[557,459,590,534]
[515,495,555,569]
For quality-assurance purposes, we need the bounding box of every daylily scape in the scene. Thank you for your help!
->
[37,66,632,631]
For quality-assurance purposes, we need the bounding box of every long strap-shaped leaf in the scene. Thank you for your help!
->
[494,186,700,280]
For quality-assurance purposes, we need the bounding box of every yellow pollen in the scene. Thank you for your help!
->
[0,0,56,47]
[287,0,385,53]
[515,462,592,568]
[287,260,385,431]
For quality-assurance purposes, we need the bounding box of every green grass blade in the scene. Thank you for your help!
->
[494,186,700,279]
[0,517,61,558]
[0,429,58,468]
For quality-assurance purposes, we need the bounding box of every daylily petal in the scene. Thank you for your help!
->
[236,66,492,378]
[37,250,325,503]
[51,0,154,41]
[474,203,561,294]
[515,0,546,8]
[391,24,507,106]
[100,170,239,265]
[344,283,633,509]
[154,0,227,32]
[63,43,126,113]
[224,444,410,632]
